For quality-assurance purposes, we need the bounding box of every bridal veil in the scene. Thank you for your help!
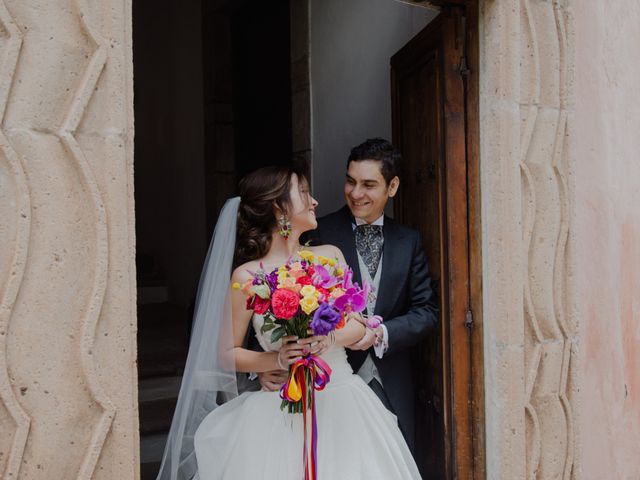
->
[156,197,240,480]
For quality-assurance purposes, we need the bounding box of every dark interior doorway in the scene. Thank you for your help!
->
[133,1,292,477]
[133,2,481,480]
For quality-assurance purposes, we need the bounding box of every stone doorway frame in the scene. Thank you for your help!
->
[0,0,578,478]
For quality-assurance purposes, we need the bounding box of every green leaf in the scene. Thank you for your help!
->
[260,322,276,334]
[271,326,287,343]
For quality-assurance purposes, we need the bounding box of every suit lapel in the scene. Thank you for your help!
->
[375,217,405,318]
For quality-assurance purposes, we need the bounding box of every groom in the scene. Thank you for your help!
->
[260,138,438,452]
[311,138,438,452]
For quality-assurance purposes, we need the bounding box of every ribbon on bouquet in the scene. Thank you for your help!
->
[279,355,332,480]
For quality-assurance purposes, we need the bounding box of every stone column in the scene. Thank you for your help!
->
[480,1,578,479]
[0,0,137,478]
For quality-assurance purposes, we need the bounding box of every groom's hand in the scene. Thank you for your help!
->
[258,370,288,392]
[348,327,381,351]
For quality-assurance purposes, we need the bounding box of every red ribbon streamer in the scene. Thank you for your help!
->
[280,355,332,480]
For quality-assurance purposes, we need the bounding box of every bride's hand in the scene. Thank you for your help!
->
[258,370,289,392]
[297,329,331,356]
[277,335,305,368]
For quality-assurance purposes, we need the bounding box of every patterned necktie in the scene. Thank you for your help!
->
[355,224,384,278]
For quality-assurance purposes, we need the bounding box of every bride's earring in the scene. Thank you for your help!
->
[278,214,291,240]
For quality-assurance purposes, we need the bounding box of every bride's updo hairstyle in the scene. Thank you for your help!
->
[234,165,306,266]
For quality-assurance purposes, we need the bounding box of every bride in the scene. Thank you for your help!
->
[156,166,421,480]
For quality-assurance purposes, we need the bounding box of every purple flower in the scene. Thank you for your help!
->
[312,264,339,289]
[333,288,365,313]
[266,270,279,291]
[310,303,341,336]
[342,267,354,289]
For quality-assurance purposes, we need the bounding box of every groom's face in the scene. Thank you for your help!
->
[344,160,399,224]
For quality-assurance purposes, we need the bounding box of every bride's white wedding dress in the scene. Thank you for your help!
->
[193,314,421,479]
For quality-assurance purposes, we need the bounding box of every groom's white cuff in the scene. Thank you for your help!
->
[374,325,389,359]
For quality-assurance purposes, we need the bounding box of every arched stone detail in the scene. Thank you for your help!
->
[0,0,137,478]
[481,1,577,478]
[0,2,31,477]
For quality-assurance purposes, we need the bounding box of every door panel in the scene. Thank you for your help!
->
[391,8,472,479]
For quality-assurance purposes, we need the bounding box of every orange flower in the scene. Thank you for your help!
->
[241,279,254,296]
[278,276,301,293]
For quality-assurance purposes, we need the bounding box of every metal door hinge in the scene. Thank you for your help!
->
[464,310,474,329]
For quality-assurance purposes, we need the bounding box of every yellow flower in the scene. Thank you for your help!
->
[330,288,345,300]
[298,250,315,262]
[327,258,337,267]
[336,267,344,276]
[299,285,317,298]
[278,271,289,283]
[232,282,241,290]
[317,255,330,265]
[300,296,319,314]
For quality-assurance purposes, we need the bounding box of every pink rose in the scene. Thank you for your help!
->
[271,288,299,320]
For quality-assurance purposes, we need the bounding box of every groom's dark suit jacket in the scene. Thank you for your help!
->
[309,206,438,451]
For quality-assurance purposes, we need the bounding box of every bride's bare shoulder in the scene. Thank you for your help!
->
[231,260,259,284]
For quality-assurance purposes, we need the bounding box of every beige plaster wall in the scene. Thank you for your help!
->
[0,0,138,479]
[574,3,640,479]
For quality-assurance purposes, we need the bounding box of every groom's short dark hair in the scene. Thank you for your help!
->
[347,138,400,185]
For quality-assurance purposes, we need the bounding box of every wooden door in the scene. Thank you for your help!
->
[391,7,475,479]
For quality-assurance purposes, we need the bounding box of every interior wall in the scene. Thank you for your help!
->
[309,0,437,215]
[574,3,640,478]
[133,0,206,307]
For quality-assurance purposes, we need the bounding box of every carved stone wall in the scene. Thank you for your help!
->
[480,1,577,479]
[0,0,137,479]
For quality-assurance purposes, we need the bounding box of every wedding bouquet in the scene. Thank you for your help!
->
[234,250,375,413]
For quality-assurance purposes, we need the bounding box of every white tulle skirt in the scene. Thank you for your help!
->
[194,347,421,479]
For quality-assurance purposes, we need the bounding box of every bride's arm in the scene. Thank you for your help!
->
[230,269,304,373]
[333,318,366,346]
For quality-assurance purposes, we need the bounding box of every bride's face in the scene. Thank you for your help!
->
[287,173,318,231]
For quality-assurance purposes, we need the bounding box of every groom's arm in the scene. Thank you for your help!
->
[383,232,438,356]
